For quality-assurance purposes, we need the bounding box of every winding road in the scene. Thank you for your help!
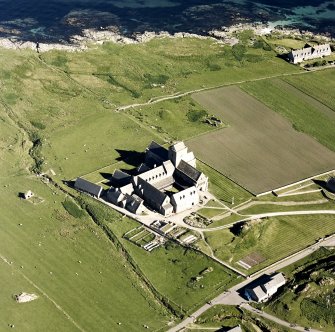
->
[168,234,335,332]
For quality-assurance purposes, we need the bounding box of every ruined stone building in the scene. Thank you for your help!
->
[288,43,331,64]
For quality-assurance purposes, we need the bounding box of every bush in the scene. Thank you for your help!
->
[207,63,222,71]
[29,131,44,174]
[30,121,46,130]
[187,109,207,122]
[62,199,85,218]
[300,297,335,323]
[253,40,264,49]
[143,73,169,85]
[232,44,247,62]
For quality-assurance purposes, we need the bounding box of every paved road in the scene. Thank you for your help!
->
[241,303,321,332]
[168,234,335,332]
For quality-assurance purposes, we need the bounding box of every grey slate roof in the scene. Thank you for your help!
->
[111,169,132,187]
[74,178,103,198]
[137,163,150,174]
[251,286,267,301]
[176,160,202,182]
[135,176,169,207]
[106,188,125,204]
[146,141,169,160]
[125,194,144,214]
[327,177,335,193]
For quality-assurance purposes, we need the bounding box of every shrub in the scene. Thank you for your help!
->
[30,121,46,130]
[187,109,207,122]
[143,73,169,85]
[300,297,334,323]
[232,44,247,61]
[29,131,44,174]
[253,40,264,49]
[62,199,85,218]
[207,63,222,71]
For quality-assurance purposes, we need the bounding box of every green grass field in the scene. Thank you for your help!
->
[197,208,226,219]
[0,115,171,331]
[40,38,300,105]
[0,35,334,331]
[197,161,252,205]
[238,201,335,215]
[205,214,335,274]
[108,218,239,314]
[126,96,220,141]
[240,73,335,152]
[283,69,335,110]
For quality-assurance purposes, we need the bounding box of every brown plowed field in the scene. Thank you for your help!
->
[188,86,335,195]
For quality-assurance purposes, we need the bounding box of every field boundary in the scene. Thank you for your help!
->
[258,168,335,197]
[196,158,255,197]
[281,77,335,112]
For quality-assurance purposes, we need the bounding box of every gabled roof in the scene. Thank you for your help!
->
[135,176,169,207]
[146,141,168,160]
[125,194,144,214]
[111,169,132,187]
[227,326,242,332]
[251,285,267,301]
[177,160,202,183]
[106,188,125,204]
[137,163,150,174]
[263,273,285,291]
[74,178,103,198]
[113,169,130,180]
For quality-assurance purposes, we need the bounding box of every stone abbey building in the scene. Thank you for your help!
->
[75,141,208,216]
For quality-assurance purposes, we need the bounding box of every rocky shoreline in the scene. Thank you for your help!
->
[0,23,333,53]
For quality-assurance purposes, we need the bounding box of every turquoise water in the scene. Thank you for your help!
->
[0,1,333,42]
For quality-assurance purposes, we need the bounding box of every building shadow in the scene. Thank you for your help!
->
[115,149,145,167]
[63,180,76,188]
[313,179,327,189]
[100,172,114,181]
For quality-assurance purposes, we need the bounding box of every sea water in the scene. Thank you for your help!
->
[0,0,333,42]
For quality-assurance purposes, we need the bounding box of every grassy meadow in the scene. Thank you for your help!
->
[205,215,335,274]
[240,71,335,152]
[41,38,301,105]
[0,33,334,331]
[0,114,172,331]
[282,70,335,111]
[108,218,240,314]
[197,161,252,206]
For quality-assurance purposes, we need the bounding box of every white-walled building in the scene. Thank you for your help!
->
[288,43,331,64]
[245,273,286,302]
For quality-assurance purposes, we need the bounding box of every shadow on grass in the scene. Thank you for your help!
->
[115,149,145,167]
